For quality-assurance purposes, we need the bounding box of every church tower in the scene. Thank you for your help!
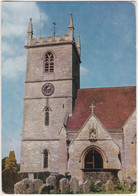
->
[20,14,81,177]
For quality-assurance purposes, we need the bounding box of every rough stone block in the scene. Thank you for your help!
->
[47,36,53,42]
[46,175,56,191]
[103,180,114,192]
[38,37,45,43]
[63,34,69,40]
[14,178,33,194]
[69,176,79,193]
[32,179,43,193]
[55,35,61,41]
[95,180,102,187]
[59,178,69,193]
[83,180,91,193]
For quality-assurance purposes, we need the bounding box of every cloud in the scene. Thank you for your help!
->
[2,2,48,38]
[80,65,89,75]
[2,55,27,80]
[2,2,48,80]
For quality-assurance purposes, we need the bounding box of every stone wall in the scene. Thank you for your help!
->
[84,170,118,183]
[68,115,121,182]
[122,110,136,181]
[20,140,61,173]
[21,30,80,174]
[26,44,72,82]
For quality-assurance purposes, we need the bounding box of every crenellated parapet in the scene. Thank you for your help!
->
[29,34,71,45]
[26,14,81,57]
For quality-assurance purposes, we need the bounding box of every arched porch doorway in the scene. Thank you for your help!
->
[80,145,107,170]
[85,149,103,169]
[80,146,119,183]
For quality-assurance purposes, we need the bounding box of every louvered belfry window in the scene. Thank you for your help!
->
[45,107,49,126]
[44,52,54,72]
[44,149,48,168]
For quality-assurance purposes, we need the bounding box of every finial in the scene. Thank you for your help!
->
[77,34,81,55]
[68,14,74,40]
[28,18,33,34]
[90,103,96,114]
[69,13,74,28]
[27,18,33,45]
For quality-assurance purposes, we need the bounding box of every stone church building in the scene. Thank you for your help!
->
[20,14,136,184]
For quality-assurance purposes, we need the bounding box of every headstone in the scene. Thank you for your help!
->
[69,176,80,193]
[59,178,69,194]
[14,178,33,194]
[83,180,91,193]
[126,177,133,185]
[56,174,65,190]
[126,176,134,190]
[32,179,43,193]
[46,175,56,191]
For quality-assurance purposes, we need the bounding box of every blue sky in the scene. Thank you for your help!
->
[1,1,136,163]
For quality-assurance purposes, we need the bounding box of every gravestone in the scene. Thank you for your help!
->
[14,178,33,194]
[83,180,91,193]
[32,179,43,193]
[69,177,79,193]
[46,175,56,191]
[59,178,69,193]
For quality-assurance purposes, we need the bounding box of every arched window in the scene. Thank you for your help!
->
[44,52,54,72]
[45,107,49,126]
[44,149,48,168]
[85,149,103,169]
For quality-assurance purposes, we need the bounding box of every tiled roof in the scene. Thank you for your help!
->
[67,86,136,131]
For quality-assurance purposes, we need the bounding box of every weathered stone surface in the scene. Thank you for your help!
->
[126,176,134,190]
[123,111,136,182]
[95,180,102,187]
[20,27,78,175]
[79,183,83,193]
[59,178,69,193]
[69,176,79,193]
[32,179,43,193]
[83,180,91,193]
[46,175,56,191]
[103,180,114,192]
[126,176,133,186]
[83,170,116,184]
[20,14,136,185]
[56,174,65,190]
[14,178,33,194]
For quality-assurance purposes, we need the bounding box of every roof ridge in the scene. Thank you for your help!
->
[78,86,136,91]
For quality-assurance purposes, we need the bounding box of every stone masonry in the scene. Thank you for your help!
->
[20,14,136,185]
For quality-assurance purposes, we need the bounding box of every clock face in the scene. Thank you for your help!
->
[42,83,54,96]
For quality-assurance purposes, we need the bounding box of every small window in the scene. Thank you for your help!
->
[44,149,48,168]
[44,52,54,73]
[45,108,49,126]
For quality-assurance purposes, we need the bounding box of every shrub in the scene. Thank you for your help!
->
[68,188,73,194]
[90,180,102,192]
[5,151,18,173]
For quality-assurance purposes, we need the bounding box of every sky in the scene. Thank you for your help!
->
[1,1,136,163]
